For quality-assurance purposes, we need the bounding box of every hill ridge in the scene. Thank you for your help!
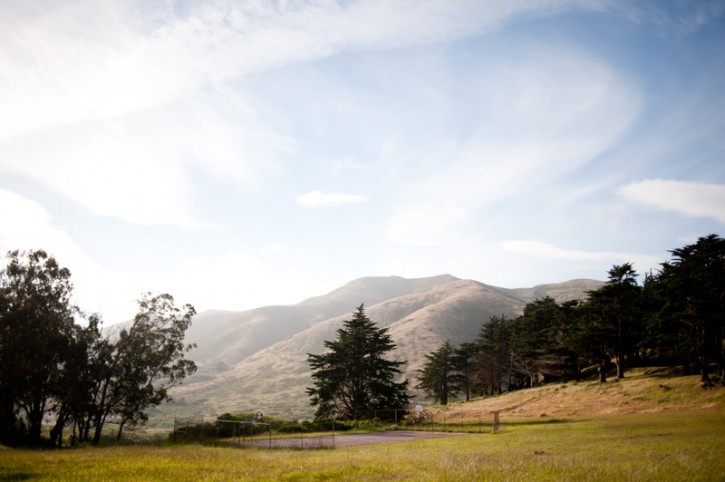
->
[166,275,604,420]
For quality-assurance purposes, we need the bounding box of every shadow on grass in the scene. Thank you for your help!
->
[502,418,574,426]
[0,473,35,481]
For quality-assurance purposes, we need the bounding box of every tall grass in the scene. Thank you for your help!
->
[1,409,723,481]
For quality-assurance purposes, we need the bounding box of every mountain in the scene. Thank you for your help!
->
[161,275,602,422]
[183,275,459,369]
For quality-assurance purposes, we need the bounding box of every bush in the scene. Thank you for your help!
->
[277,423,306,434]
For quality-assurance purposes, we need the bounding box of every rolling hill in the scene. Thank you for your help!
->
[161,275,603,421]
[433,367,725,422]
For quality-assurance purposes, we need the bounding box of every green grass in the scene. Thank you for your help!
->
[1,409,723,481]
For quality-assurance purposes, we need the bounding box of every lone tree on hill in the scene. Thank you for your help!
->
[307,304,410,420]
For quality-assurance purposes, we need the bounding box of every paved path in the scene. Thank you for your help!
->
[248,430,467,449]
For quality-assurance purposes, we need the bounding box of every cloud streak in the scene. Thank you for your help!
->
[0,0,605,144]
[619,179,725,224]
[500,240,662,275]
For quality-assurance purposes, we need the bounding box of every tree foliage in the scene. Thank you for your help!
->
[416,340,458,405]
[416,235,725,403]
[0,250,196,447]
[0,250,76,445]
[307,305,410,420]
[654,234,725,383]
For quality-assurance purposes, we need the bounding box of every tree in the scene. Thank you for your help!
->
[655,235,725,383]
[416,341,458,405]
[48,314,104,447]
[473,315,513,395]
[307,305,410,420]
[452,342,477,401]
[0,250,77,445]
[584,264,642,379]
[94,293,197,443]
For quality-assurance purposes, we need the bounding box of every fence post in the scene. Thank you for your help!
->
[493,411,500,434]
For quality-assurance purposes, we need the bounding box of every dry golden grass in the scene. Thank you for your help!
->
[432,367,724,423]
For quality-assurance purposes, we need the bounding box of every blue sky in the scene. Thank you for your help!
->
[1,1,724,323]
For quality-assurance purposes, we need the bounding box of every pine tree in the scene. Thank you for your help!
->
[306,305,410,419]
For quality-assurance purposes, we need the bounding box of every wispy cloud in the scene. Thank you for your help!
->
[0,0,604,144]
[500,240,662,274]
[387,45,641,245]
[0,0,608,229]
[619,179,725,223]
[297,190,368,209]
[501,240,632,262]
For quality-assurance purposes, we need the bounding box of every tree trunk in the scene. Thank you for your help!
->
[598,362,607,383]
[27,398,45,444]
[116,420,126,441]
[50,413,65,448]
[615,356,624,379]
[699,354,710,383]
[0,392,17,445]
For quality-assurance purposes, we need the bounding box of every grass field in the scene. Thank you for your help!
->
[1,409,723,481]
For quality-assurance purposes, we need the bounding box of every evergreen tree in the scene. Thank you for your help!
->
[655,234,725,383]
[585,264,642,379]
[416,340,458,405]
[307,305,410,419]
[452,342,477,401]
[474,315,513,395]
[512,297,562,386]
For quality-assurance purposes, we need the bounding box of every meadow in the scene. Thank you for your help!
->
[1,408,723,481]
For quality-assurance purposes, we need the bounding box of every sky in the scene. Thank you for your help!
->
[1,0,724,324]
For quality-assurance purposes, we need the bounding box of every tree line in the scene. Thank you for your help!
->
[417,235,724,405]
[0,250,196,447]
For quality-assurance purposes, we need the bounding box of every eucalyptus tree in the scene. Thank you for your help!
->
[0,250,77,445]
[93,293,197,443]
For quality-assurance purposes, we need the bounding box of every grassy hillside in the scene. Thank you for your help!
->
[430,367,724,423]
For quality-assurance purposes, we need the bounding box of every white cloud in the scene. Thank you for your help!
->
[0,189,77,255]
[619,179,725,223]
[0,189,140,322]
[0,95,285,227]
[1,0,592,227]
[297,190,368,209]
